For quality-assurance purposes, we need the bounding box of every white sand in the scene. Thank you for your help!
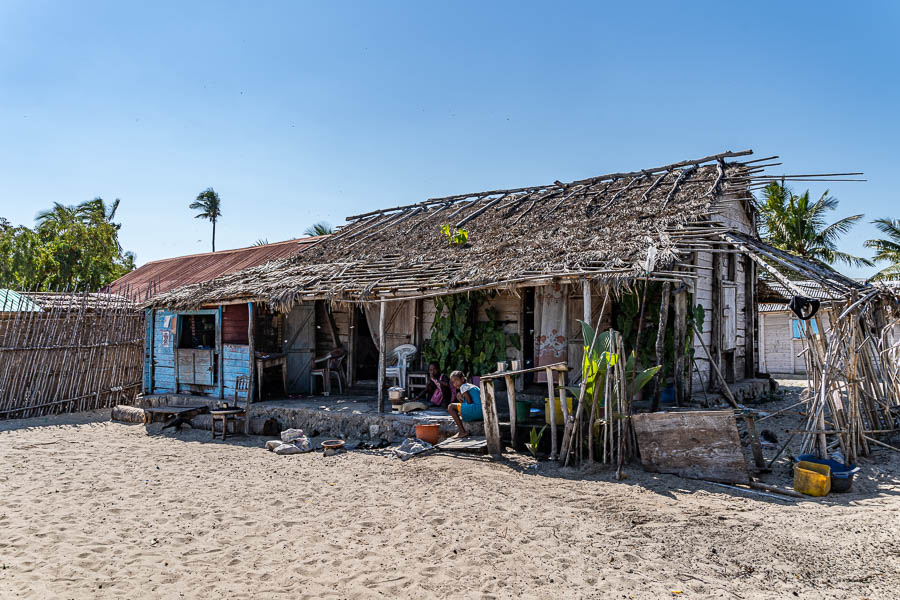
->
[1,390,899,599]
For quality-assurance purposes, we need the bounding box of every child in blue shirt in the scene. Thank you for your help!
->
[448,370,482,438]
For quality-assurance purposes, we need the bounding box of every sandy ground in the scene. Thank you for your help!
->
[1,381,899,599]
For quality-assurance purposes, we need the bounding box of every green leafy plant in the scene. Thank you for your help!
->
[526,425,547,457]
[572,320,661,458]
[424,292,520,376]
[440,224,469,246]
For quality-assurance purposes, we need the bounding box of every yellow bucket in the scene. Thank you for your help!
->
[794,461,831,496]
[544,396,573,425]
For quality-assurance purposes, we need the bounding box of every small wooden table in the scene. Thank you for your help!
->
[255,353,288,400]
[143,405,209,428]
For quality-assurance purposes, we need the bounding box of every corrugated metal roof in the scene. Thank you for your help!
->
[0,289,43,313]
[103,237,319,299]
[758,279,836,303]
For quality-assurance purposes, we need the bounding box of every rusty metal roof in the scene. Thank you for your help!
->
[104,237,320,299]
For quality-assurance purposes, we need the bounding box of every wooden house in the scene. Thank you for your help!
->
[143,150,866,409]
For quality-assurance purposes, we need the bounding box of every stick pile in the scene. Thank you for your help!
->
[799,290,900,463]
[0,290,144,420]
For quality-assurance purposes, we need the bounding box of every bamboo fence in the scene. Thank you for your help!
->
[0,290,144,419]
[798,290,900,463]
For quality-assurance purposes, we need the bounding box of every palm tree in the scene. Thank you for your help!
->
[76,197,120,224]
[864,218,900,281]
[758,181,873,269]
[35,202,79,230]
[303,221,333,236]
[190,188,222,251]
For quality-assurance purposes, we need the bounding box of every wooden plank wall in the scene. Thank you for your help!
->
[222,303,249,344]
[151,309,177,393]
[222,343,251,399]
[690,197,756,390]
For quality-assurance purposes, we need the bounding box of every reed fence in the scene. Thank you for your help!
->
[0,290,144,419]
[798,288,900,463]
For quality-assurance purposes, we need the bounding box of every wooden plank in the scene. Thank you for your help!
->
[632,411,749,484]
[436,436,488,453]
[480,379,502,456]
[480,361,568,380]
[377,300,386,412]
[505,374,517,447]
[546,367,557,460]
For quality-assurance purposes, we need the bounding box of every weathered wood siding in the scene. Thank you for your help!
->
[690,196,756,388]
[222,303,249,344]
[222,343,251,399]
[759,308,833,375]
[150,309,177,393]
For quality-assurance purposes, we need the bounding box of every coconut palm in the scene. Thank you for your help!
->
[303,221,333,236]
[758,181,873,269]
[190,188,222,252]
[864,218,900,281]
[76,197,120,224]
[35,202,79,230]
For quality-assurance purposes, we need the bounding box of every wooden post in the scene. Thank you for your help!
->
[546,366,557,460]
[710,248,723,392]
[742,412,766,470]
[651,282,671,412]
[325,303,343,349]
[557,369,573,464]
[504,374,517,448]
[673,289,687,405]
[247,302,255,435]
[413,298,423,370]
[480,379,502,456]
[744,256,756,378]
[347,305,357,386]
[582,279,592,326]
[217,305,224,399]
[376,300,386,413]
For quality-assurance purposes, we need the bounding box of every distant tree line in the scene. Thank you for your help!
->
[0,198,135,291]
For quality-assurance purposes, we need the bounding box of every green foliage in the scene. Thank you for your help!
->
[526,425,547,457]
[424,292,520,376]
[0,199,135,290]
[576,320,661,457]
[757,180,872,269]
[303,221,333,236]
[440,224,469,246]
[864,217,900,281]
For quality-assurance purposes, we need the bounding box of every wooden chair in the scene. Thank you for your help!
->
[311,348,347,395]
[211,375,250,440]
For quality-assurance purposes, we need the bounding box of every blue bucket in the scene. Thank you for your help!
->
[660,385,676,404]
[793,454,859,493]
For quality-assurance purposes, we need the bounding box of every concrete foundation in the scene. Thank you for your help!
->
[140,394,485,442]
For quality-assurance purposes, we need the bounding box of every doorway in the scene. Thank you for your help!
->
[353,306,379,382]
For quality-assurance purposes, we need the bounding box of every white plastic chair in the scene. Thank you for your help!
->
[384,344,417,389]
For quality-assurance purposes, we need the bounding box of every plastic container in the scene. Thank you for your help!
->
[545,396,573,425]
[661,385,676,404]
[415,424,440,445]
[515,400,531,423]
[793,461,831,496]
[793,454,859,493]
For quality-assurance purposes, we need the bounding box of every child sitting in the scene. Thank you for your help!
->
[448,370,482,438]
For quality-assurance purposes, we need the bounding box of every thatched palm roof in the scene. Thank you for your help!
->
[148,150,764,310]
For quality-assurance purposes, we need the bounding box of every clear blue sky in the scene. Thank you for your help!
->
[1,1,897,278]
